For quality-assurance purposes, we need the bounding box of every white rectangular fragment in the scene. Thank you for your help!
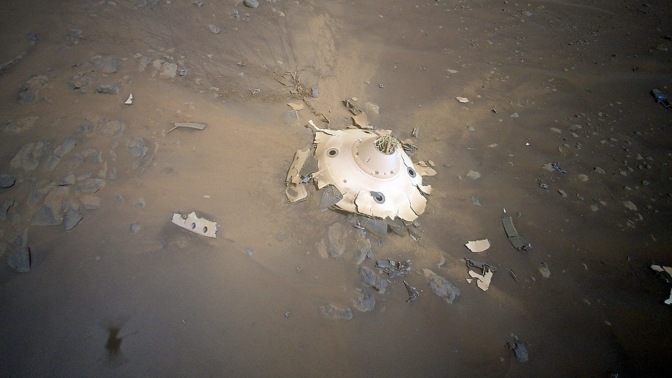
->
[171,211,218,238]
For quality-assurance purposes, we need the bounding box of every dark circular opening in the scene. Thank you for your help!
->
[407,167,416,178]
[327,148,339,157]
[191,223,196,229]
[203,226,208,233]
[371,191,385,204]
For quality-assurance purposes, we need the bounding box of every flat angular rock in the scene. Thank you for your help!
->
[64,209,83,230]
[92,55,119,74]
[54,136,77,158]
[360,266,389,293]
[352,288,375,312]
[78,178,105,193]
[3,115,39,135]
[0,200,16,221]
[17,75,48,104]
[423,269,460,304]
[11,141,47,171]
[80,195,101,209]
[43,155,61,171]
[327,222,348,258]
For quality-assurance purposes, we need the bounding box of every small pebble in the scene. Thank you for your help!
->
[130,223,140,234]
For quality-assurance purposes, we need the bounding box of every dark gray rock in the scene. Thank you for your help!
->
[8,246,31,272]
[96,84,120,95]
[130,223,140,234]
[423,269,460,304]
[64,209,83,230]
[0,174,16,188]
[507,340,529,363]
[353,288,375,312]
[99,120,126,138]
[360,266,389,293]
[0,200,16,221]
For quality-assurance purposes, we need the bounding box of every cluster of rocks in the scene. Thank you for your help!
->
[0,115,157,272]
[315,216,461,320]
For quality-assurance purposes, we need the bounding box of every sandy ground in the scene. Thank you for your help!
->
[1,0,672,376]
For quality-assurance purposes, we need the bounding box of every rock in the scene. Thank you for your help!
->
[466,170,481,180]
[69,73,89,89]
[3,115,39,135]
[127,137,148,158]
[17,75,48,104]
[134,198,146,208]
[92,55,119,74]
[319,304,352,320]
[54,136,77,158]
[96,84,120,95]
[7,230,31,273]
[78,178,105,193]
[31,205,62,226]
[352,229,372,265]
[360,266,389,293]
[61,173,76,186]
[327,222,348,258]
[507,340,529,363]
[422,269,460,304]
[243,0,259,8]
[130,223,140,234]
[64,209,83,230]
[80,195,101,209]
[352,288,375,312]
[0,174,16,188]
[10,142,47,171]
[99,120,125,137]
[43,155,61,172]
[0,200,16,221]
[207,24,221,34]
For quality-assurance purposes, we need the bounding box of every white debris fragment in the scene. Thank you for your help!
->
[125,93,133,105]
[538,263,551,278]
[465,239,490,253]
[171,211,218,238]
[651,265,672,305]
[468,269,494,291]
[456,96,469,104]
[651,264,672,277]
